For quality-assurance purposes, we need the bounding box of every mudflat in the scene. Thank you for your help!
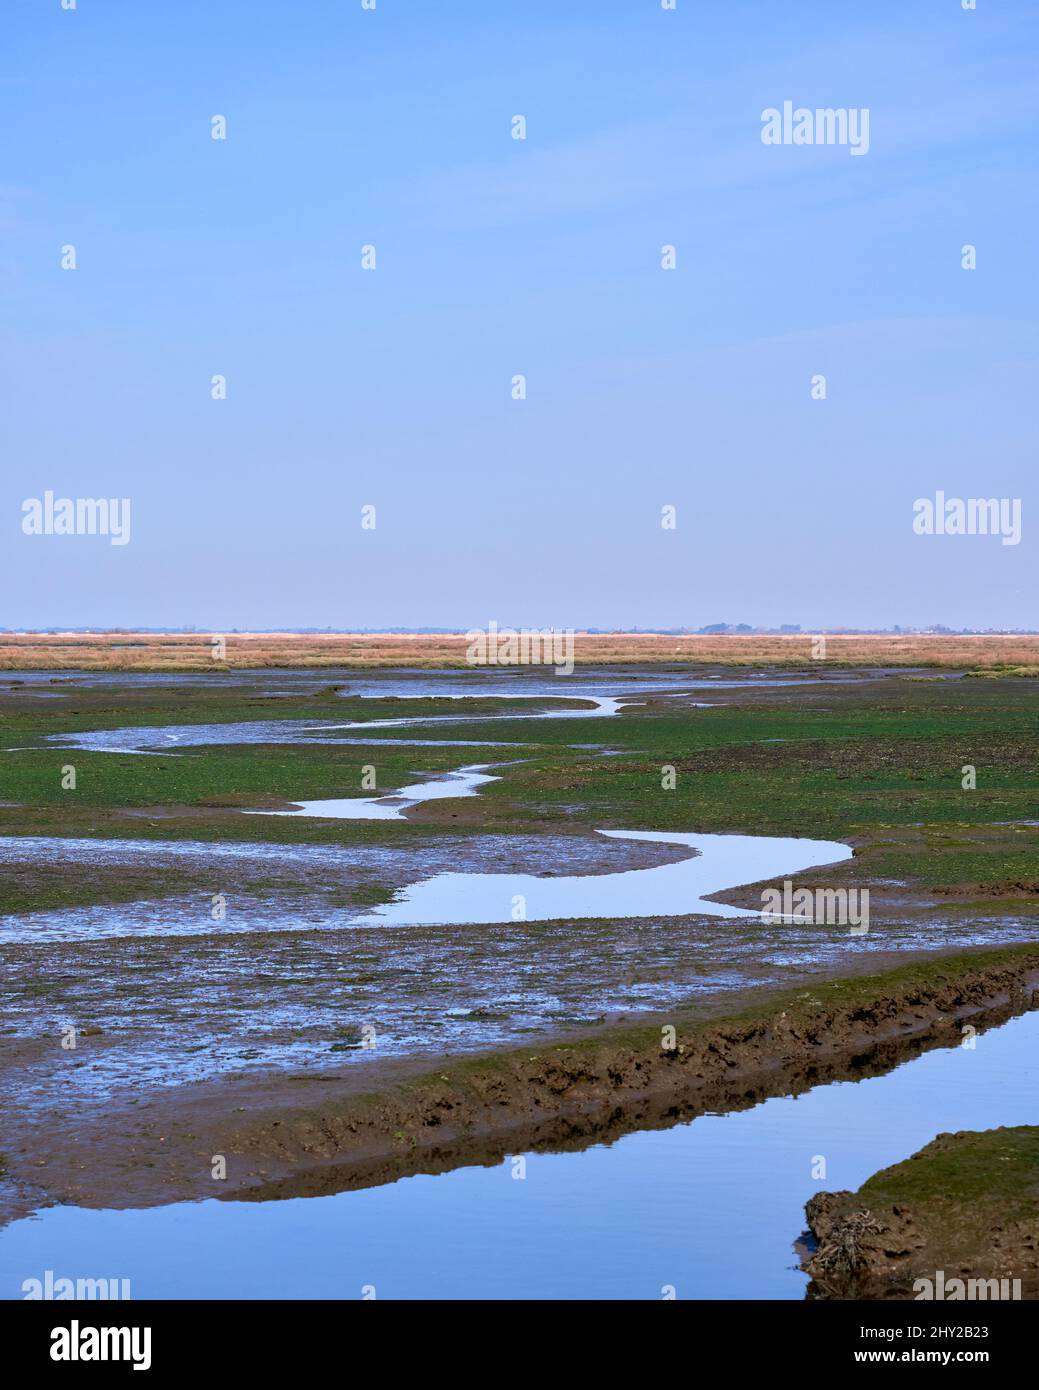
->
[2,663,1038,1276]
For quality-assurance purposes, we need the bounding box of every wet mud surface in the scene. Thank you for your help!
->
[3,942,1037,1225]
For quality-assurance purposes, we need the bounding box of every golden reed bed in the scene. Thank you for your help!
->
[1,631,1037,672]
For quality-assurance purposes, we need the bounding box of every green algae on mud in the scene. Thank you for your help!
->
[2,669,1039,909]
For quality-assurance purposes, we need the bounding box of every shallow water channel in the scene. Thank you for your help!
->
[3,1007,1036,1299]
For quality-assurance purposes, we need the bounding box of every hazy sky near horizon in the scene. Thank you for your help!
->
[2,0,1036,631]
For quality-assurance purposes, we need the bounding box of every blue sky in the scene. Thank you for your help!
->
[2,0,1036,630]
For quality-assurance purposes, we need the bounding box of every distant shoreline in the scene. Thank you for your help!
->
[2,631,1038,672]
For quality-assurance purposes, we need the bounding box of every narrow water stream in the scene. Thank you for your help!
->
[245,760,852,924]
[245,763,500,822]
[351,828,851,925]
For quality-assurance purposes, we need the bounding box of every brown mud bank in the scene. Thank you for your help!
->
[802,1127,1039,1300]
[4,942,1039,1226]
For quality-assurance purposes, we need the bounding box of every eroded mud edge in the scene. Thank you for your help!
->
[6,941,1039,1224]
[801,1126,1039,1300]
